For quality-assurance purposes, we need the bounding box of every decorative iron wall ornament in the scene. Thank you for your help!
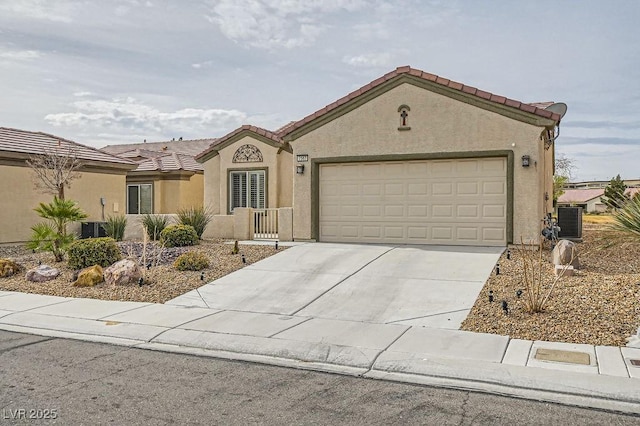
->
[232,144,263,163]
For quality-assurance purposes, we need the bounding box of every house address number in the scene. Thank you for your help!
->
[296,154,309,162]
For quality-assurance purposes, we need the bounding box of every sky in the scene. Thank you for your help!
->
[0,0,638,182]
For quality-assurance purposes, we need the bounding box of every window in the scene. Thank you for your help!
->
[229,170,265,212]
[127,183,153,214]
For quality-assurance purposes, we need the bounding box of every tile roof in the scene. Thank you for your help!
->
[195,125,287,161]
[279,66,562,138]
[0,126,135,166]
[101,138,214,157]
[558,189,604,203]
[132,152,203,173]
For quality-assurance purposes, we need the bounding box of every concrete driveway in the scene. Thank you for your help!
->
[167,243,503,329]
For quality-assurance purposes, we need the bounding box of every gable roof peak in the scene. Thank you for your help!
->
[280,66,562,140]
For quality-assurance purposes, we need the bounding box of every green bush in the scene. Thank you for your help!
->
[67,237,121,270]
[141,214,169,241]
[610,195,640,238]
[173,251,209,271]
[177,206,212,239]
[160,224,199,247]
[102,215,127,241]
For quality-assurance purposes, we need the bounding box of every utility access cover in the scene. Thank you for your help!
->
[534,348,591,365]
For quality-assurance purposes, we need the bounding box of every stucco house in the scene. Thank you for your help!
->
[198,66,562,246]
[101,139,212,214]
[558,187,640,213]
[557,189,606,213]
[0,127,136,244]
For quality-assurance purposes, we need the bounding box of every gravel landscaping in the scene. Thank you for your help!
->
[0,240,285,304]
[461,225,640,347]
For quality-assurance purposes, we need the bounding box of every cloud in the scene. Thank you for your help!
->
[0,0,76,22]
[73,91,94,97]
[45,97,247,137]
[192,61,213,69]
[205,0,366,49]
[0,49,42,60]
[342,52,392,68]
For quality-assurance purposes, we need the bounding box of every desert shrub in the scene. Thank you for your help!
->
[177,206,212,239]
[102,215,127,241]
[173,251,209,271]
[160,224,198,247]
[610,195,640,238]
[67,237,121,270]
[141,214,169,241]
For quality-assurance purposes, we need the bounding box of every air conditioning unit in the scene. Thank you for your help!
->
[81,222,107,239]
[557,207,583,240]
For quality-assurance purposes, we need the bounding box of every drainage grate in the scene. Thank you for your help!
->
[534,348,591,365]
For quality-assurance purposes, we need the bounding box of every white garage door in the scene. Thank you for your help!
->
[319,158,507,246]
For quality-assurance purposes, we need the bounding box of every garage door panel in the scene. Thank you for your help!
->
[408,205,428,217]
[319,159,506,246]
[482,181,506,195]
[432,182,453,195]
[457,205,479,218]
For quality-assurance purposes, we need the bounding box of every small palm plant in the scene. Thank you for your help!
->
[27,197,88,262]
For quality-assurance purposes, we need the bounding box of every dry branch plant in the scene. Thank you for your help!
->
[26,143,82,200]
[514,238,576,313]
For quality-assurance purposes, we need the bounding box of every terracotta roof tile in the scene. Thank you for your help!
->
[461,85,477,95]
[0,127,135,166]
[279,66,562,138]
[504,98,521,108]
[475,89,492,100]
[449,81,464,91]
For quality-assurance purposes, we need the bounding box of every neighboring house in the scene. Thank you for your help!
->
[557,189,606,213]
[0,127,136,244]
[558,187,640,213]
[198,66,562,246]
[101,139,212,214]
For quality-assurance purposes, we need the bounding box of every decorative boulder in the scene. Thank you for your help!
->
[552,239,580,269]
[25,265,60,282]
[0,259,22,278]
[72,265,104,287]
[103,259,142,286]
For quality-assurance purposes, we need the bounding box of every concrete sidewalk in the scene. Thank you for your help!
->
[1,290,639,415]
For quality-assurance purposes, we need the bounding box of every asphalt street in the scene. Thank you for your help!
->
[1,330,639,425]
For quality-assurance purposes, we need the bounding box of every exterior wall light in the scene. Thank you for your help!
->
[521,155,530,167]
[296,164,305,174]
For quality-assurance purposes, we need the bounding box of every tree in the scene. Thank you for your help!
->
[553,154,576,202]
[26,143,82,200]
[27,197,88,262]
[602,174,629,210]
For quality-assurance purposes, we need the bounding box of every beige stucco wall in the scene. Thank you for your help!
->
[154,174,204,213]
[202,135,293,215]
[203,155,221,214]
[0,164,127,244]
[290,82,552,244]
[129,173,204,215]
